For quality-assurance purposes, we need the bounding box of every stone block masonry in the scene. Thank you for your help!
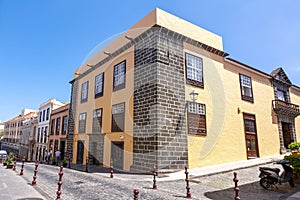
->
[131,26,188,172]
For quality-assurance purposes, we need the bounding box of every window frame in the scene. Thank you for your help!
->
[239,74,254,103]
[277,89,286,102]
[55,117,61,135]
[95,72,104,98]
[113,60,126,91]
[185,52,204,88]
[187,101,207,136]
[61,116,68,135]
[111,103,125,132]
[50,119,55,135]
[92,108,103,133]
[46,108,50,121]
[81,81,89,103]
[78,112,87,134]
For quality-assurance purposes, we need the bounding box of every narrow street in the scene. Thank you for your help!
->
[12,162,300,200]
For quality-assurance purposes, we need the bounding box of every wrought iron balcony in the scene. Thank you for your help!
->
[272,100,300,117]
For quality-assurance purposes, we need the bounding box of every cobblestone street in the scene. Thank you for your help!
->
[12,162,300,200]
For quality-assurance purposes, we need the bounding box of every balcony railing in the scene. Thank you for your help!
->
[273,100,300,117]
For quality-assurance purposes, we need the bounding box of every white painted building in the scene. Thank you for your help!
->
[35,98,65,161]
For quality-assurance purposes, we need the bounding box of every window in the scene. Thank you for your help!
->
[41,127,44,143]
[46,108,50,121]
[185,53,204,88]
[277,90,286,101]
[187,102,206,135]
[239,74,254,102]
[113,61,126,91]
[95,73,104,98]
[42,110,46,121]
[81,81,89,103]
[78,112,87,133]
[56,117,61,135]
[50,119,55,135]
[93,108,103,133]
[54,140,59,151]
[39,112,42,122]
[44,126,48,143]
[62,116,68,134]
[111,103,125,132]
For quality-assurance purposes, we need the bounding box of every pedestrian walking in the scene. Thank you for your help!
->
[55,149,61,166]
[47,151,51,164]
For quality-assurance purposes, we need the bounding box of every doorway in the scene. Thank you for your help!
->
[60,141,65,160]
[282,122,292,149]
[243,113,259,159]
[111,142,124,170]
[76,140,84,164]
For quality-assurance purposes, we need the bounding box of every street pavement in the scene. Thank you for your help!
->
[0,164,45,200]
[1,154,300,199]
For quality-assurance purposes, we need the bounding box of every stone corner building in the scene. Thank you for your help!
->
[67,8,300,172]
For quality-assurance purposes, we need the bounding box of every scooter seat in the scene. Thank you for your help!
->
[260,167,280,174]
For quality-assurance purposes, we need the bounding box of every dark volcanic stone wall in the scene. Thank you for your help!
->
[131,27,188,172]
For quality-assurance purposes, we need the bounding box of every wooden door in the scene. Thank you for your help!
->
[246,134,258,158]
[243,113,259,158]
[282,122,292,149]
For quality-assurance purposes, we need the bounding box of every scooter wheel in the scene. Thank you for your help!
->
[260,177,273,189]
[289,178,295,187]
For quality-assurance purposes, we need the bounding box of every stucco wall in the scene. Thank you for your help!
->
[184,42,280,168]
[74,47,134,170]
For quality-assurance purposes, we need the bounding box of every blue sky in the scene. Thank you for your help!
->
[0,0,300,122]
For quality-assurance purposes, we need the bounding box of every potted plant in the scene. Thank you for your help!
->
[5,157,13,169]
[288,142,300,153]
[62,159,67,167]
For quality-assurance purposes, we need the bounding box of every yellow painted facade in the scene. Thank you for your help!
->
[184,42,282,168]
[73,47,134,170]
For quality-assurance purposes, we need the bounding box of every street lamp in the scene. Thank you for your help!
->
[189,90,199,102]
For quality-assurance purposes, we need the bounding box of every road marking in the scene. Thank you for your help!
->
[3,183,7,188]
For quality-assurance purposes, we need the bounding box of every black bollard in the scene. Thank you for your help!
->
[185,166,192,198]
[133,189,139,200]
[56,166,64,200]
[153,165,157,189]
[85,156,88,173]
[110,162,114,178]
[233,172,241,200]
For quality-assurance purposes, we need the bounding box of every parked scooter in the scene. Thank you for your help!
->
[259,160,295,189]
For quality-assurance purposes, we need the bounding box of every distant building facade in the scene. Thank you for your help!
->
[2,109,37,156]
[48,103,69,161]
[34,98,65,162]
[20,115,38,160]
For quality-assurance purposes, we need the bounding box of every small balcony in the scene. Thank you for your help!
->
[273,100,300,117]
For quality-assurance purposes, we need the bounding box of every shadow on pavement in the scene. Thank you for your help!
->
[204,181,300,200]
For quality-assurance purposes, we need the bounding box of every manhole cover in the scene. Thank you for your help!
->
[74,181,84,184]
